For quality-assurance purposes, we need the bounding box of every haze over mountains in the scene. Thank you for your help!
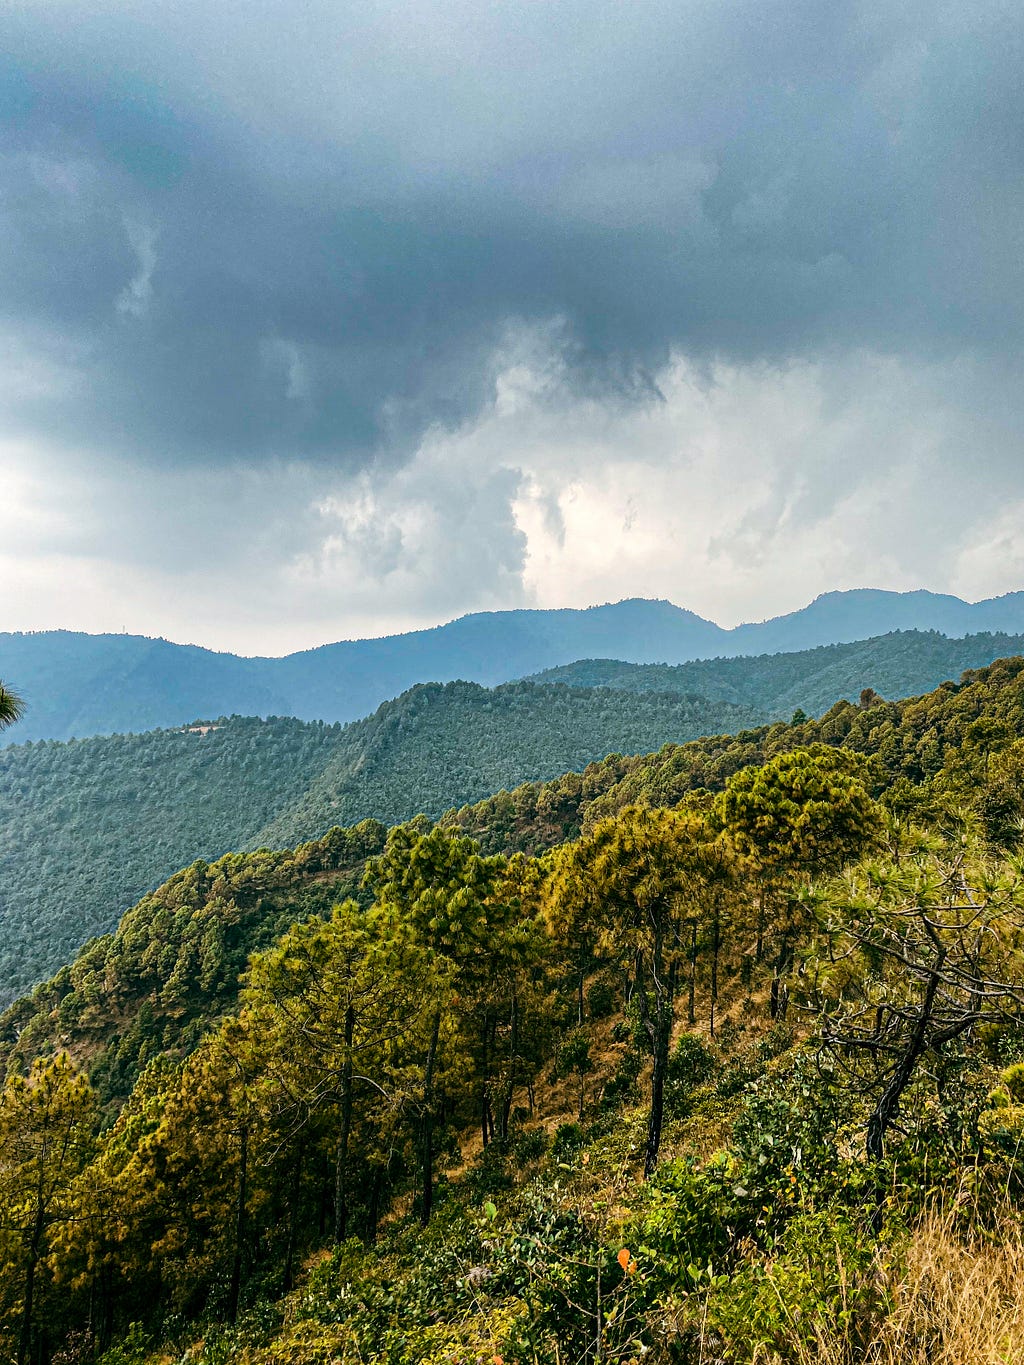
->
[5,588,1024,744]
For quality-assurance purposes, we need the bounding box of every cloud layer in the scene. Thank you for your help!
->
[1,1,1022,650]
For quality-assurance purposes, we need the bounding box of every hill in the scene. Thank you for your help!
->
[5,657,1024,1365]
[528,629,1024,718]
[6,589,1024,743]
[10,651,1024,1102]
[0,682,753,1002]
[7,625,1024,1005]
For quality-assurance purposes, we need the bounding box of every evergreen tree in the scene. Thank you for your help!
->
[0,1055,96,1365]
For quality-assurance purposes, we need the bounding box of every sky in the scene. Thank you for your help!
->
[1,0,1023,655]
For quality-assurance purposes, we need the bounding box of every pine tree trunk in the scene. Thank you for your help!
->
[227,1121,248,1325]
[283,1141,304,1292]
[366,1163,385,1244]
[865,959,944,1231]
[333,1003,356,1244]
[421,1009,442,1226]
[756,887,765,962]
[688,921,698,1026]
[480,1009,491,1149]
[18,1193,45,1365]
[643,999,672,1177]
[642,920,673,1178]
[499,995,519,1144]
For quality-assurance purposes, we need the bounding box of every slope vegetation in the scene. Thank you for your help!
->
[254,680,753,849]
[0,682,752,1000]
[9,652,1024,1103]
[529,629,1024,718]
[5,663,1024,1365]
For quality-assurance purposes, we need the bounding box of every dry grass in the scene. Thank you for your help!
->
[791,1210,1024,1365]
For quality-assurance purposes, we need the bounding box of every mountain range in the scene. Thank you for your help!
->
[5,587,1024,743]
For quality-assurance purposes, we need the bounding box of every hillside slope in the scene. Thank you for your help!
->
[529,630,1024,718]
[0,683,753,1001]
[6,589,1024,743]
[9,652,1024,1110]
[254,680,753,849]
[0,717,341,1003]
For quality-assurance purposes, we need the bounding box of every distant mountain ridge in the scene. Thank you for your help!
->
[5,587,1024,743]
[6,626,1024,998]
[528,630,1024,719]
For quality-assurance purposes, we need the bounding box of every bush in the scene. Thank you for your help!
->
[586,977,617,1019]
[701,1209,890,1362]
[664,1033,718,1120]
[511,1126,549,1167]
[551,1122,586,1158]
[602,1046,643,1107]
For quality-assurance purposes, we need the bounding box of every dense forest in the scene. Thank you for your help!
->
[253,680,754,850]
[529,628,1024,717]
[6,630,1024,1004]
[0,718,344,1004]
[4,657,1024,1362]
[0,681,752,1002]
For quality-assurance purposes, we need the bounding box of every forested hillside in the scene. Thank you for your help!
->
[450,653,1024,854]
[254,680,753,850]
[529,629,1024,718]
[8,633,1024,1008]
[0,718,341,1003]
[10,652,1024,1111]
[0,682,753,1001]
[5,660,1024,1364]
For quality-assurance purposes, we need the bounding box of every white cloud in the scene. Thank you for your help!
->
[116,218,158,318]
[953,505,1024,604]
[1,329,1021,653]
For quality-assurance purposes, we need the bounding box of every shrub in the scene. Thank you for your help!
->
[664,1033,718,1120]
[586,977,617,1019]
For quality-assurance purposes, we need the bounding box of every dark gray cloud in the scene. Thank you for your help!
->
[2,0,1024,652]
[1,0,1022,469]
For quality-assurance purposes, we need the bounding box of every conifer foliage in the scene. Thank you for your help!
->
[5,658,1024,1360]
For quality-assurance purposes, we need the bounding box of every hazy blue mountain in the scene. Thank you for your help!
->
[4,589,1024,743]
[729,589,1024,654]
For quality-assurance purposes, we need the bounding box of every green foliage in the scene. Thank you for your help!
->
[530,629,1024,722]
[637,1155,748,1285]
[9,639,1024,1007]
[257,679,758,850]
[8,656,1024,1362]
[0,682,24,731]
[0,682,757,1002]
[716,745,883,875]
[0,716,344,1002]
[0,822,387,1103]
[699,1209,890,1362]
[664,1034,718,1120]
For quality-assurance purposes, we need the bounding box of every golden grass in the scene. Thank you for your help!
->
[789,1211,1024,1365]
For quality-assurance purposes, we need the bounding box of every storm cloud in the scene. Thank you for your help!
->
[1,0,1023,649]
